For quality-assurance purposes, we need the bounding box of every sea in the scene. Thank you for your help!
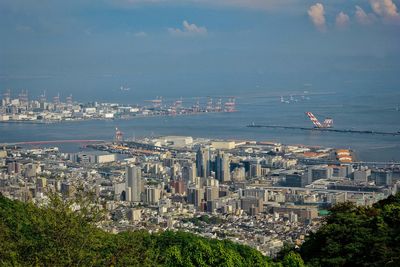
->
[0,90,399,162]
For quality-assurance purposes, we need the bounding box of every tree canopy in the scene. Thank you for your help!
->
[1,192,400,266]
[0,194,272,266]
[300,193,400,267]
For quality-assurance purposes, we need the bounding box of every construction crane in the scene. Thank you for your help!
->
[66,94,73,108]
[18,90,29,106]
[192,98,200,112]
[53,93,60,105]
[215,98,222,112]
[224,97,236,112]
[171,97,183,109]
[39,90,47,103]
[206,96,213,112]
[306,112,333,128]
[3,89,11,105]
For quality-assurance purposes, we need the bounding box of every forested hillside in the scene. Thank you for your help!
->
[0,194,277,266]
[1,192,399,266]
[300,193,400,266]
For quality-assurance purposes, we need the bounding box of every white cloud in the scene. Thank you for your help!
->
[370,0,399,17]
[168,20,207,36]
[355,5,376,25]
[335,11,350,28]
[307,3,326,32]
[134,31,147,37]
[370,0,400,24]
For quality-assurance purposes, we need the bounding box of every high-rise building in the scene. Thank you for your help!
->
[187,187,204,208]
[372,170,393,186]
[332,165,351,178]
[206,178,219,202]
[240,197,264,215]
[215,151,230,183]
[182,163,197,183]
[36,177,47,193]
[171,179,186,195]
[308,166,333,181]
[145,186,161,205]
[285,172,310,187]
[126,165,142,202]
[249,163,262,178]
[61,182,76,197]
[353,167,371,184]
[196,147,210,178]
[24,163,38,178]
[232,167,246,182]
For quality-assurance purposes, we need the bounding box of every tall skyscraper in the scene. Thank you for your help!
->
[126,165,142,202]
[215,151,230,183]
[196,147,210,178]
[182,162,197,183]
[206,178,219,202]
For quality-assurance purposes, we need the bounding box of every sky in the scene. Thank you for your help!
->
[0,0,400,102]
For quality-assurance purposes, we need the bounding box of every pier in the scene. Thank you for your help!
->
[247,124,400,136]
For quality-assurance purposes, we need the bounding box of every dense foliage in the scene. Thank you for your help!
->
[2,192,399,266]
[300,193,400,267]
[0,194,273,266]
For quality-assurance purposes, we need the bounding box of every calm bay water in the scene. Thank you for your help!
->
[0,91,399,162]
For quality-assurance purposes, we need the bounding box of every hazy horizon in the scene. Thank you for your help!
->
[1,0,400,102]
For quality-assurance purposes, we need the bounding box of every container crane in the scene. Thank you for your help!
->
[306,112,333,128]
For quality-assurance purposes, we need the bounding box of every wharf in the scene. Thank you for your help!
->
[247,124,400,136]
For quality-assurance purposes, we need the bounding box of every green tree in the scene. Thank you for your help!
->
[300,193,400,267]
[0,193,279,266]
[282,252,304,267]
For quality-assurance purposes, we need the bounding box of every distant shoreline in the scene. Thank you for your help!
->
[0,110,236,125]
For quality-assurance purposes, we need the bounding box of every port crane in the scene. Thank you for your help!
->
[224,97,236,112]
[306,112,333,128]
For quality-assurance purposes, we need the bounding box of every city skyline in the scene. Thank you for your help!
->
[1,2,400,264]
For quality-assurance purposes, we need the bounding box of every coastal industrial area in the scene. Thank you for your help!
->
[1,131,399,257]
[0,89,236,123]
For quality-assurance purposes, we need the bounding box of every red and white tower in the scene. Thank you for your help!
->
[115,128,123,142]
[306,112,323,128]
[322,118,334,128]
[306,112,333,128]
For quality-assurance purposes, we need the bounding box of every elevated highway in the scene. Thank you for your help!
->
[1,140,105,147]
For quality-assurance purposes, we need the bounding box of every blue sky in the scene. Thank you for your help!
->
[1,0,399,101]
